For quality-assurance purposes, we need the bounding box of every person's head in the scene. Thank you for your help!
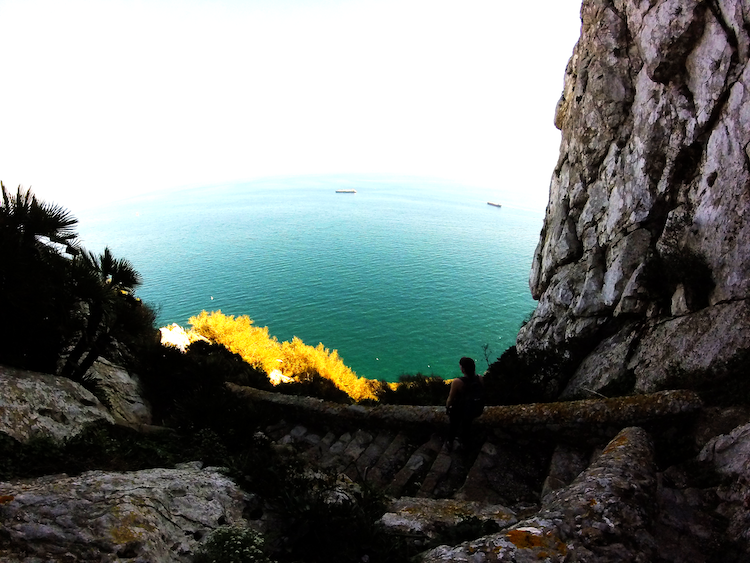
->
[459,356,476,376]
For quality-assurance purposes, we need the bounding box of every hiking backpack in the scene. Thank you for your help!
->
[462,376,484,418]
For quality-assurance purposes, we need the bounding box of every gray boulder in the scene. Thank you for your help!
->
[0,365,114,443]
[0,464,253,562]
[379,497,517,548]
[85,358,152,427]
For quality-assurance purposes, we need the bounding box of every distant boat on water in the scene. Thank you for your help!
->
[336,189,357,193]
[487,201,502,208]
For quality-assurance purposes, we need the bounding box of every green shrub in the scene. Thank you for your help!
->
[483,346,577,404]
[137,340,272,426]
[263,467,408,563]
[376,373,449,406]
[273,370,352,403]
[194,526,275,563]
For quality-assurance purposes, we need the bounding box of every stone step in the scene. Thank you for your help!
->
[344,430,394,482]
[386,434,444,497]
[455,440,503,503]
[264,419,294,442]
[278,424,310,445]
[338,429,375,475]
[435,446,476,499]
[416,443,452,498]
[454,438,548,508]
[319,431,354,471]
[267,422,507,504]
[366,432,414,489]
[299,431,338,465]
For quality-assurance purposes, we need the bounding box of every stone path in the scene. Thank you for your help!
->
[263,419,550,508]
[231,384,707,556]
[229,384,702,509]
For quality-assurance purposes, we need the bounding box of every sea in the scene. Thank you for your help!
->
[75,175,543,382]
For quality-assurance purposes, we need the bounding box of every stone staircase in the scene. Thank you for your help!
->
[225,384,703,517]
[262,420,549,508]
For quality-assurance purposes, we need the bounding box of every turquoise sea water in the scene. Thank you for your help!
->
[76,175,542,382]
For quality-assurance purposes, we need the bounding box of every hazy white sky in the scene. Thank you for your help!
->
[1,0,582,212]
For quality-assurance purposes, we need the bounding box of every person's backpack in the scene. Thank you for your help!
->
[462,376,484,418]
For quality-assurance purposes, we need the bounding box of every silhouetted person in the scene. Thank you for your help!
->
[446,356,484,449]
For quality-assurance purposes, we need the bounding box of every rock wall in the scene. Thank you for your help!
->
[517,0,750,399]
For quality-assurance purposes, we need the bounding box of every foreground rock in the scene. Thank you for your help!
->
[0,365,114,443]
[517,0,750,398]
[85,358,152,427]
[379,497,518,549]
[698,422,750,550]
[0,463,253,562]
[418,427,657,562]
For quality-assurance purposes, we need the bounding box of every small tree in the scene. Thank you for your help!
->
[59,247,143,382]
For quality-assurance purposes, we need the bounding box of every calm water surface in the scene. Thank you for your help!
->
[76,175,542,381]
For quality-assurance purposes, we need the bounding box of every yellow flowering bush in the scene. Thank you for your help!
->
[187,310,379,402]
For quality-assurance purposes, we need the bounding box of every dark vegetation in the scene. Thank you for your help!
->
[0,183,156,398]
[375,373,450,405]
[483,346,577,405]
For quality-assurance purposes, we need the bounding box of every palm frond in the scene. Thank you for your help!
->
[34,200,78,242]
[0,183,78,244]
[111,255,142,290]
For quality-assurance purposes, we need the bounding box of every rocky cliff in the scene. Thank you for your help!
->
[517,0,750,400]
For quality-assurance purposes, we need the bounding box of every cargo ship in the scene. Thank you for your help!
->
[336,189,357,193]
[487,201,502,208]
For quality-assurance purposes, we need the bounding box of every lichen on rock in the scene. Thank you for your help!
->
[0,365,114,443]
[418,427,657,562]
[0,464,253,562]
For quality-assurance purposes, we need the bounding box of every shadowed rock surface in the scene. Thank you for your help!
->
[85,358,152,427]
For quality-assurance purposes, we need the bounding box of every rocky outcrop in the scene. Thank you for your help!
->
[517,0,750,398]
[418,427,658,562]
[0,360,154,443]
[0,462,253,562]
[0,365,114,443]
[85,358,152,427]
[698,421,750,548]
[378,497,518,548]
[0,365,746,560]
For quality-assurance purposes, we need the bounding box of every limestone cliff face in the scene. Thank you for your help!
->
[517,0,750,399]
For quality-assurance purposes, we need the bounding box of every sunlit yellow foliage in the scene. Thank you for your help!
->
[187,310,380,402]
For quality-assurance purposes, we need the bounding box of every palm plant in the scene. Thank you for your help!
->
[59,247,143,382]
[0,184,79,371]
[0,182,78,251]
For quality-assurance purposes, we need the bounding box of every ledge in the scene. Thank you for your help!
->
[227,383,702,437]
